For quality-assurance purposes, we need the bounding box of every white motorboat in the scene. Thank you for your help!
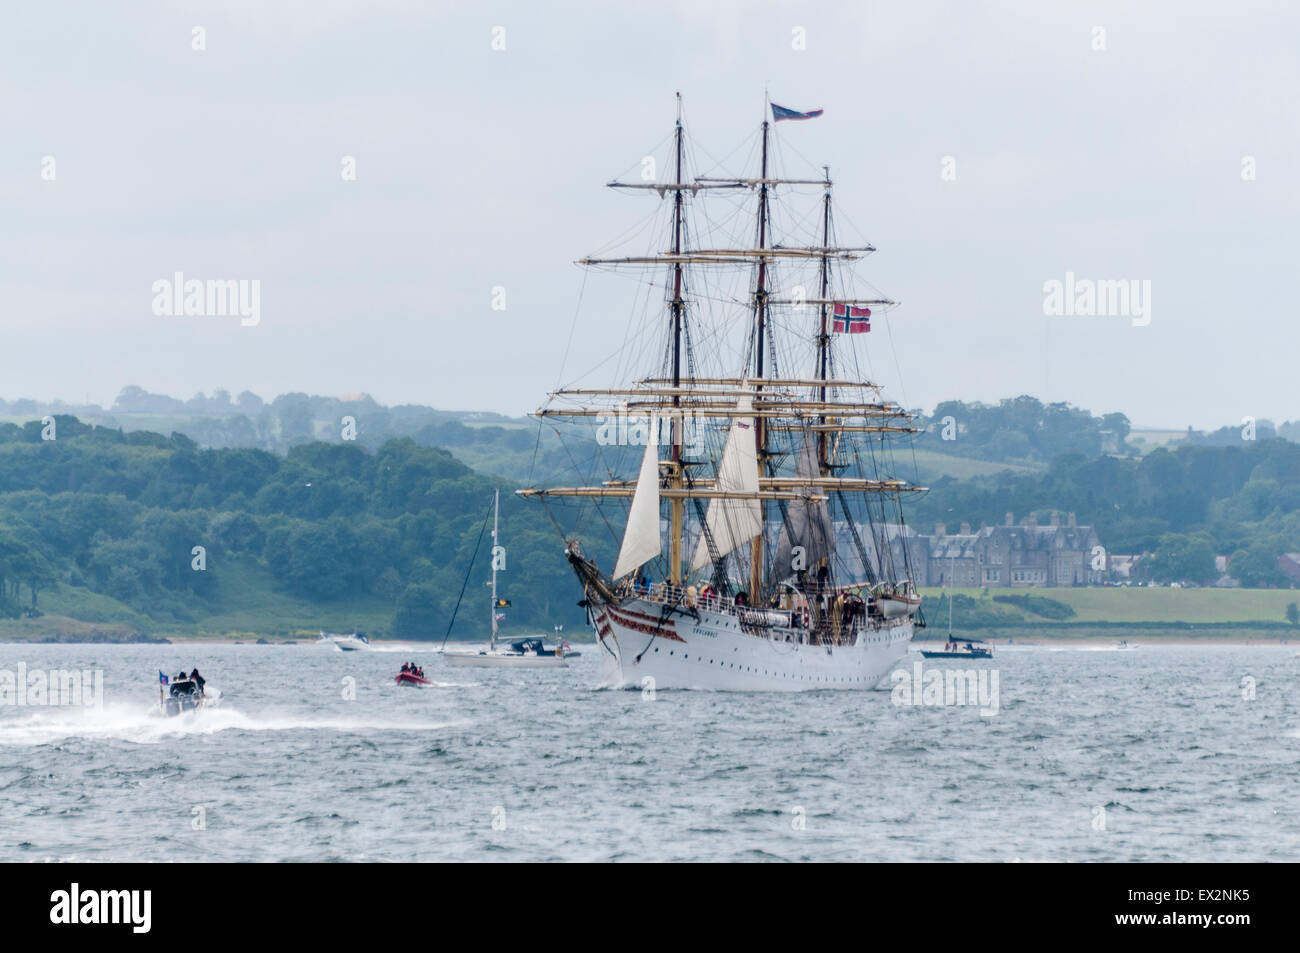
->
[155,671,222,717]
[317,631,369,652]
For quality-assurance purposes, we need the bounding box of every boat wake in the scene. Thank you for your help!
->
[0,703,465,746]
[367,645,446,654]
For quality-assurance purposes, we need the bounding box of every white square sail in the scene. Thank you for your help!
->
[690,398,761,572]
[613,414,661,578]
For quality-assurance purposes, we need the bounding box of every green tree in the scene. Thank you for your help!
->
[392,584,442,639]
[1229,543,1288,588]
[1143,533,1216,584]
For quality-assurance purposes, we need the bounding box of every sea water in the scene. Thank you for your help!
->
[0,642,1296,862]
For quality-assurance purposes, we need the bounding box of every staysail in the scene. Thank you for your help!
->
[769,425,834,583]
[613,414,661,578]
[690,398,762,572]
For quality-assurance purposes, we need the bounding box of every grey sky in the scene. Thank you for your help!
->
[2,1,1296,429]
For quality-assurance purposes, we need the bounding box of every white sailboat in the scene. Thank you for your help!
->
[519,95,925,691]
[919,551,992,658]
[442,490,569,668]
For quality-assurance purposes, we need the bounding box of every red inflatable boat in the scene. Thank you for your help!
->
[394,671,433,687]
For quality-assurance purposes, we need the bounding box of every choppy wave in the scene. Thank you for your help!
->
[1,642,1297,861]
[0,702,464,746]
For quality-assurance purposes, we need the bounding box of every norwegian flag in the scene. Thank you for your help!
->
[832,302,871,333]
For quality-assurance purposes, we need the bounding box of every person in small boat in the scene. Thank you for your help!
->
[190,669,205,694]
[400,662,410,673]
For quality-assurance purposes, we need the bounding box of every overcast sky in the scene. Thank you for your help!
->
[2,1,1296,429]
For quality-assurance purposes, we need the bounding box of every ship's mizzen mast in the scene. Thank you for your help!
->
[817,169,833,474]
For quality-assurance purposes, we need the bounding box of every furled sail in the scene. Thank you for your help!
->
[690,399,762,572]
[769,425,834,584]
[613,414,661,578]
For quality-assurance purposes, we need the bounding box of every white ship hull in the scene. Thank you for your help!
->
[592,598,912,691]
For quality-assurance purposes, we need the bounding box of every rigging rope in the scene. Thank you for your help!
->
[439,495,497,650]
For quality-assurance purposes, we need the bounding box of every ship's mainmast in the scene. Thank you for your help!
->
[667,94,686,585]
[749,118,772,598]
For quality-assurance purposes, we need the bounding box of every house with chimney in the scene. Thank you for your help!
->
[915,512,1104,588]
[832,511,1105,587]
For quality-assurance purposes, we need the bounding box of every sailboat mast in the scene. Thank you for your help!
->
[490,489,499,650]
[668,93,685,585]
[748,118,771,598]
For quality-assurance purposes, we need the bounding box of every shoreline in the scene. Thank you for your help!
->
[0,632,1296,648]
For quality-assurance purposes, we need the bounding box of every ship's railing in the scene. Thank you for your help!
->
[613,578,908,645]
[616,580,763,619]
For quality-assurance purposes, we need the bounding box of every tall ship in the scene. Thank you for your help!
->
[520,96,925,691]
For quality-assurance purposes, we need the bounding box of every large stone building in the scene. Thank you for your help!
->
[841,511,1104,588]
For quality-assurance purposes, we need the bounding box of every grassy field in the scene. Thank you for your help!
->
[3,571,1295,643]
[0,557,398,642]
[919,586,1299,625]
[1126,429,1187,450]
[902,448,1044,481]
